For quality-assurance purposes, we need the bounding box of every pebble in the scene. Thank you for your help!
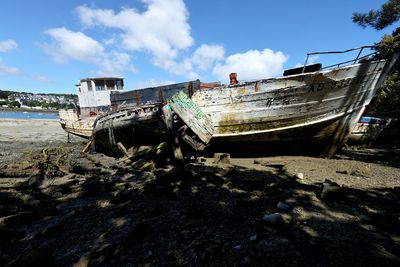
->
[262,213,284,225]
[321,181,341,200]
[276,201,293,211]
[233,244,241,250]
[295,173,304,180]
[249,234,257,241]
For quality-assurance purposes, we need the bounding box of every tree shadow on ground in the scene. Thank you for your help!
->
[338,146,400,168]
[1,154,400,267]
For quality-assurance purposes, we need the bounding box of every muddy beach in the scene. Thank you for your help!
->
[0,118,400,266]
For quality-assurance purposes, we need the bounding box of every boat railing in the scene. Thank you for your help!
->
[302,45,377,73]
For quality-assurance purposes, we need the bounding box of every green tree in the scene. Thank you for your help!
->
[353,1,400,118]
[352,0,400,30]
[8,101,20,108]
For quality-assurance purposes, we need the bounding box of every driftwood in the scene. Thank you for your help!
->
[162,106,184,164]
[117,142,129,156]
[81,140,92,154]
[168,91,214,145]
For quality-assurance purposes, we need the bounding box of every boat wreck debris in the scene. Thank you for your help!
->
[60,46,400,159]
[59,77,125,139]
[347,116,392,145]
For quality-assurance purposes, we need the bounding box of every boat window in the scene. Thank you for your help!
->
[87,81,93,91]
[95,80,106,91]
[116,80,123,90]
[106,80,115,90]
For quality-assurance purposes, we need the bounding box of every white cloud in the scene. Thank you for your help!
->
[33,76,50,82]
[213,49,288,82]
[191,44,225,71]
[0,58,22,75]
[159,44,225,78]
[132,79,176,89]
[0,65,22,75]
[76,0,193,69]
[41,27,134,75]
[42,27,105,64]
[40,1,290,83]
[0,40,18,52]
[97,51,136,76]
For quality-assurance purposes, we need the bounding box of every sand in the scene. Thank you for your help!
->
[0,118,400,266]
[0,119,68,143]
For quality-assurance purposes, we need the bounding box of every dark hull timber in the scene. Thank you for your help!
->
[187,52,399,156]
[91,105,166,155]
[90,49,399,157]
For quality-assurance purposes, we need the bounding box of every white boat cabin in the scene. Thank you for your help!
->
[76,77,124,116]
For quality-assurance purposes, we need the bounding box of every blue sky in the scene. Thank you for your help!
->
[0,0,398,94]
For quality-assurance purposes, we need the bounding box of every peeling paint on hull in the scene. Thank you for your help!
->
[193,60,390,151]
[89,53,398,156]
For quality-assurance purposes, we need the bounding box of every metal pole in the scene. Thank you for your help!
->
[354,47,364,64]
[302,54,310,73]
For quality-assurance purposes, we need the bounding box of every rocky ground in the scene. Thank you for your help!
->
[0,119,400,266]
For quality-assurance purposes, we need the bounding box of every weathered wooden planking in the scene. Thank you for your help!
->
[168,91,214,144]
[110,80,200,110]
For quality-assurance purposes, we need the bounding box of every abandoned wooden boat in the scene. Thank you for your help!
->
[347,116,392,145]
[59,77,124,138]
[91,80,201,154]
[91,46,399,156]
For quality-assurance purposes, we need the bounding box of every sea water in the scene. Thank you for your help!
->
[0,111,59,120]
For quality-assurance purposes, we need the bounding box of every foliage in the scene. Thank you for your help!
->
[352,0,400,30]
[361,28,399,119]
[374,28,400,58]
[366,28,400,118]
[7,101,20,108]
[367,68,400,117]
[353,1,400,118]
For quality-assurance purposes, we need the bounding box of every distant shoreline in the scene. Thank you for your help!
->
[0,118,59,122]
[0,107,59,114]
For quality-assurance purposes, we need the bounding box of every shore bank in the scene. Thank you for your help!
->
[0,107,59,113]
[0,118,399,266]
[0,118,72,143]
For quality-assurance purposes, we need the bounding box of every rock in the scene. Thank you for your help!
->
[249,234,257,241]
[350,165,371,177]
[390,186,400,202]
[140,161,156,171]
[0,228,25,242]
[39,223,62,237]
[91,243,115,265]
[0,211,42,227]
[28,172,43,186]
[321,180,342,200]
[233,244,241,250]
[262,213,284,226]
[130,222,154,241]
[214,153,230,164]
[206,183,216,188]
[336,170,349,175]
[69,159,100,175]
[263,163,285,172]
[276,201,293,211]
[110,190,132,204]
[295,173,304,180]
[5,249,56,267]
[73,252,91,267]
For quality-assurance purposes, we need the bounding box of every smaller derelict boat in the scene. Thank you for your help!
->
[59,77,124,138]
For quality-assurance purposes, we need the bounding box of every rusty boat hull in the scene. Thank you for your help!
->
[59,109,95,139]
[187,57,397,155]
[90,48,399,156]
